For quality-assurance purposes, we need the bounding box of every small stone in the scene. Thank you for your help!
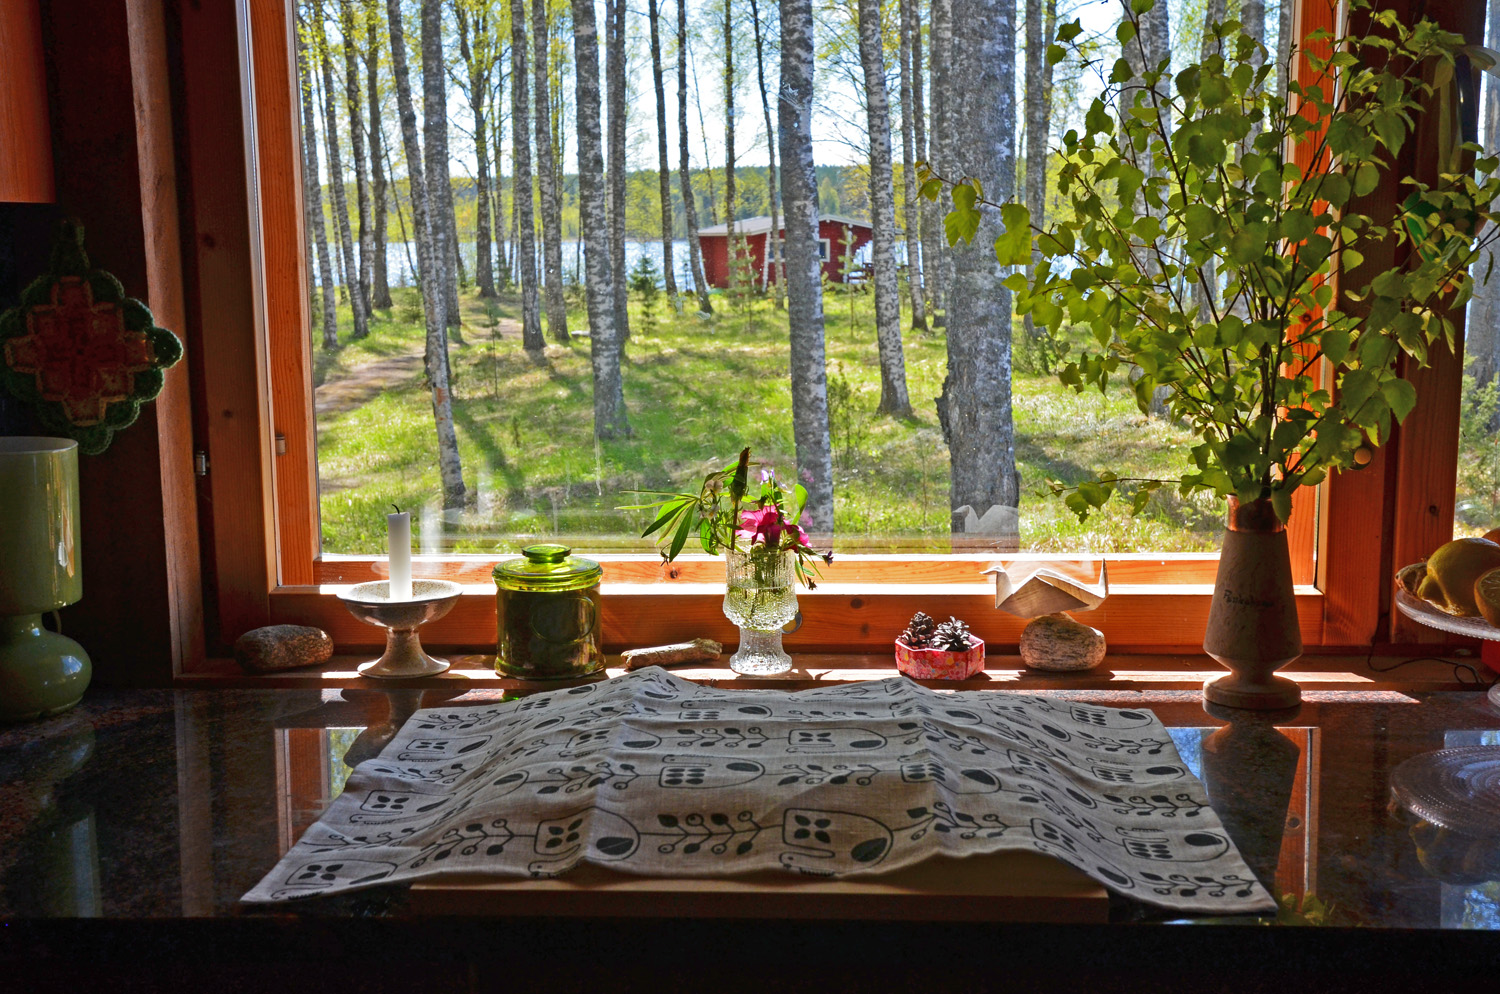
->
[1019,614,1106,672]
[234,625,334,673]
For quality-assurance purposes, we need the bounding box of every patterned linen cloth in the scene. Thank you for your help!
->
[244,667,1276,913]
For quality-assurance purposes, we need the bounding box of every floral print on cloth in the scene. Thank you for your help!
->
[243,668,1276,914]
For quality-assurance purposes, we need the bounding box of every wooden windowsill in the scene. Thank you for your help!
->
[260,583,1329,654]
[176,650,1486,693]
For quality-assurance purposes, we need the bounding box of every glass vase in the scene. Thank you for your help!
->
[723,545,797,676]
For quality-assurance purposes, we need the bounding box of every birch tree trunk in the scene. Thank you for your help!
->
[899,0,926,332]
[1276,0,1293,102]
[723,0,740,300]
[914,0,942,326]
[857,0,912,417]
[1021,0,1054,357]
[1189,0,1225,326]
[365,0,392,309]
[1241,0,1265,161]
[937,0,1019,548]
[386,0,465,509]
[749,0,783,306]
[927,0,952,325]
[778,0,834,535]
[421,0,462,334]
[510,0,545,350]
[1466,0,1500,392]
[298,18,339,350]
[647,0,680,310]
[1243,0,1265,65]
[455,4,497,299]
[679,0,713,312]
[339,0,375,334]
[314,2,369,340]
[572,0,631,438]
[606,0,631,348]
[532,0,570,341]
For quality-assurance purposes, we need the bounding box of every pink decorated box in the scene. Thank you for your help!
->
[894,637,985,680]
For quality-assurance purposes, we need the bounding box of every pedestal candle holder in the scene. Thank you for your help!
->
[338,579,462,679]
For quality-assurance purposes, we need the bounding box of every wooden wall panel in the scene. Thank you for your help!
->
[43,0,202,682]
[1387,0,1486,640]
[247,0,319,585]
[176,0,276,650]
[0,0,55,203]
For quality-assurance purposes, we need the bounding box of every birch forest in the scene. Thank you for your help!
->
[296,1,1496,556]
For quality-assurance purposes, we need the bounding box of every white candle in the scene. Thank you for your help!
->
[387,507,412,601]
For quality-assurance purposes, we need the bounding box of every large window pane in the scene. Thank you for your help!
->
[296,0,1291,557]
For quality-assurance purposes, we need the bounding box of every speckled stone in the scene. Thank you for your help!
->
[233,625,333,673]
[1019,613,1106,671]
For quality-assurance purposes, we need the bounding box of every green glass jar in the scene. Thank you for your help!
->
[493,544,603,679]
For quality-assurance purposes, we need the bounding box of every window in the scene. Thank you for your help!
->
[187,0,1477,664]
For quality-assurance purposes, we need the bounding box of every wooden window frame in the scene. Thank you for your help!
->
[180,0,1478,666]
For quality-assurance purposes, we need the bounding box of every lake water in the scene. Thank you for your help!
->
[329,235,876,289]
[377,239,697,289]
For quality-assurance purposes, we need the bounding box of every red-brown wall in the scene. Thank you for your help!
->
[699,220,873,289]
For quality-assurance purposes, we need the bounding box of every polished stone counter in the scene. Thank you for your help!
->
[2,683,1498,988]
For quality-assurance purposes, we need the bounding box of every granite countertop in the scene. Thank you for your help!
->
[1,682,1498,985]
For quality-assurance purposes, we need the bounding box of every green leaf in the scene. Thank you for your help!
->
[1057,20,1084,43]
[1320,327,1351,365]
[1183,203,1218,241]
[994,203,1032,265]
[1116,20,1137,47]
[641,500,686,539]
[1353,161,1380,197]
[1271,487,1293,524]
[1282,209,1315,244]
[667,506,695,561]
[1046,43,1066,67]
[789,483,809,524]
[1339,368,1378,410]
[919,177,944,201]
[945,182,981,245]
[729,447,750,506]
[1319,171,1352,208]
[1382,377,1418,421]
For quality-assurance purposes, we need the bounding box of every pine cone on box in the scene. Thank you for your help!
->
[900,611,938,648]
[934,617,974,652]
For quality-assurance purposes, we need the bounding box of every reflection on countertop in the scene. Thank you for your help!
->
[1,685,1498,929]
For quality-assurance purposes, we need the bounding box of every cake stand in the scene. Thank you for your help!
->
[1393,585,1500,712]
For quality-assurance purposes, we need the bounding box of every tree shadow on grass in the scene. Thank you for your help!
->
[450,403,529,507]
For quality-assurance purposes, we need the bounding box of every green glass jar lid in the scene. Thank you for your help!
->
[493,544,603,590]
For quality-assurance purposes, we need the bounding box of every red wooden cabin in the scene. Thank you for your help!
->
[696,214,873,289]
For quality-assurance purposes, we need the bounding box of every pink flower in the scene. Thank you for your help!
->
[736,505,787,548]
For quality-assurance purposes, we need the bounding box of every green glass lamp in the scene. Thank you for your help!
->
[0,436,90,720]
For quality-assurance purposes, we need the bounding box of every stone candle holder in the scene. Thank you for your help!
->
[337,579,462,679]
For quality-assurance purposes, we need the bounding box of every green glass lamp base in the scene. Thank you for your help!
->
[0,614,92,722]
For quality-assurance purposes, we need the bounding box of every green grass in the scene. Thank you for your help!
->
[312,283,1222,555]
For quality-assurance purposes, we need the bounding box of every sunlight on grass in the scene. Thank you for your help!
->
[314,286,1217,555]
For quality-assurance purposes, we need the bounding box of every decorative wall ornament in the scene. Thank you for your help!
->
[0,222,182,454]
[244,667,1276,915]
